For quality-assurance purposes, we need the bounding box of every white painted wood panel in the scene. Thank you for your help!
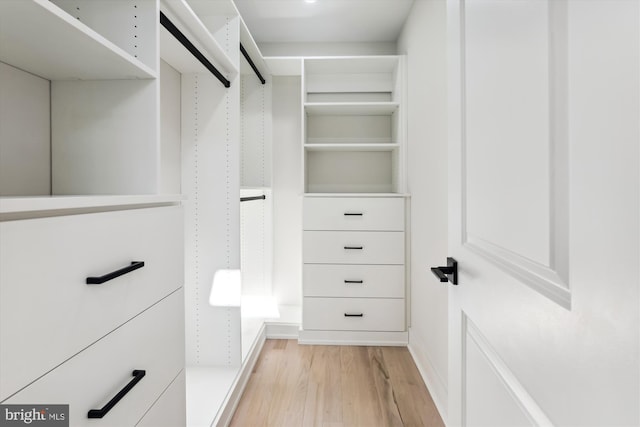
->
[160,60,182,195]
[303,297,404,332]
[464,0,551,268]
[240,189,272,297]
[4,290,185,426]
[306,150,394,193]
[271,76,303,309]
[0,206,183,401]
[303,264,404,298]
[0,62,50,196]
[465,321,536,427]
[240,74,272,187]
[303,197,404,231]
[303,231,404,265]
[182,69,241,366]
[306,114,392,144]
[448,1,639,425]
[51,79,158,195]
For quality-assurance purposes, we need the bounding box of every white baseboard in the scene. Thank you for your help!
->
[298,329,408,346]
[407,329,448,426]
[265,321,299,339]
[214,324,266,427]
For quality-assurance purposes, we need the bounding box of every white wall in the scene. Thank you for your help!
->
[397,0,449,420]
[271,76,303,310]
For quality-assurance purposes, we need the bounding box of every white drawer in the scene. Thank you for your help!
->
[0,206,183,401]
[303,231,404,265]
[303,264,404,298]
[4,289,185,427]
[303,297,405,332]
[303,197,404,231]
[137,371,186,427]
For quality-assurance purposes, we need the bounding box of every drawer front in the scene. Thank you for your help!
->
[303,197,404,231]
[303,297,405,332]
[303,264,404,298]
[137,371,186,427]
[4,289,185,427]
[303,231,404,265]
[0,206,183,401]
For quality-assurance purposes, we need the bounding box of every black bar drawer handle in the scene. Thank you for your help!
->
[86,261,145,285]
[344,280,364,284]
[344,213,363,216]
[88,370,146,419]
[344,246,363,250]
[344,313,364,317]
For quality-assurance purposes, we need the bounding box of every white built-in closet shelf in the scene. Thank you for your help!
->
[0,0,156,80]
[161,0,238,78]
[0,195,183,217]
[304,143,399,152]
[304,102,399,116]
[303,193,410,198]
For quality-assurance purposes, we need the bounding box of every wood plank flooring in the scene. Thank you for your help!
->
[229,340,445,427]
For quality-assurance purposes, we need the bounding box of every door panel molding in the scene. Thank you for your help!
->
[466,234,570,307]
[459,0,570,308]
[463,314,554,427]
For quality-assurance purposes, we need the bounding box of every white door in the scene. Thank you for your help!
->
[447,1,639,426]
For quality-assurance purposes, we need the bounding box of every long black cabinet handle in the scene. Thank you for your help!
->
[88,370,146,419]
[344,246,363,250]
[86,261,145,285]
[344,280,364,284]
[344,213,363,216]
[344,313,364,317]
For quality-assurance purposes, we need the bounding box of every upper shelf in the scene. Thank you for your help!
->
[0,195,183,219]
[0,0,156,80]
[239,15,268,80]
[304,102,399,116]
[160,0,238,78]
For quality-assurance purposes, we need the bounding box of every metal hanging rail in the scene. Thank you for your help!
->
[240,43,266,85]
[240,195,266,202]
[160,12,231,88]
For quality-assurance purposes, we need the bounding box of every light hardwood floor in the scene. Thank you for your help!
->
[229,340,445,427]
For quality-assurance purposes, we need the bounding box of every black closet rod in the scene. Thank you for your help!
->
[240,43,266,85]
[240,195,266,202]
[160,12,231,88]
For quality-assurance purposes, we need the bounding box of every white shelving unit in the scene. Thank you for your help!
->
[0,0,156,80]
[300,56,409,345]
[159,1,272,425]
[0,0,167,198]
[302,56,405,195]
[0,1,186,425]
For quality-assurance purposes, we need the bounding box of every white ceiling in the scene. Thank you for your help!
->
[233,0,416,44]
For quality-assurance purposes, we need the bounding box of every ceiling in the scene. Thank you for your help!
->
[233,0,416,44]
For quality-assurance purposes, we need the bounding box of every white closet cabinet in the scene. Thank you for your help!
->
[300,57,409,345]
[0,1,186,425]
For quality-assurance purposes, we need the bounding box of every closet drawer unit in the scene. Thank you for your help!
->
[303,297,405,332]
[303,264,404,298]
[0,206,183,401]
[4,289,185,427]
[303,197,404,231]
[303,231,404,265]
[137,371,186,427]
